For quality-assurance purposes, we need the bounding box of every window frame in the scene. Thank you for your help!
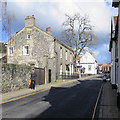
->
[66,50,67,60]
[23,45,29,55]
[88,65,92,71]
[70,53,72,62]
[60,64,62,75]
[60,47,62,58]
[27,34,30,39]
[8,46,14,56]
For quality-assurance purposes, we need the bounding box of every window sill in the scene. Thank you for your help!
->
[23,54,29,56]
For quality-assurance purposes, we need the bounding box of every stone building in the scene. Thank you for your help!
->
[6,15,74,83]
[97,63,111,73]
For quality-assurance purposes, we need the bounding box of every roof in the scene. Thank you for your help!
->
[6,16,73,52]
[76,56,82,60]
[6,27,25,44]
[55,39,74,52]
[107,63,111,66]
[102,63,107,66]
[113,16,117,29]
[98,64,102,66]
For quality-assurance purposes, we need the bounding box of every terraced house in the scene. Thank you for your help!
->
[6,15,74,84]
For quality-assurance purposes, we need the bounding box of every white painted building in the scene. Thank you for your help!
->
[76,52,97,74]
[111,0,120,108]
[110,16,117,88]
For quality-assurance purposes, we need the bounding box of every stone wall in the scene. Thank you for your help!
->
[1,63,32,93]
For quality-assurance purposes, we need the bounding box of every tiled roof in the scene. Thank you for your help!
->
[76,56,82,60]
[98,64,102,66]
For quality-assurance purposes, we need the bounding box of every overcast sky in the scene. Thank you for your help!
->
[1,0,118,64]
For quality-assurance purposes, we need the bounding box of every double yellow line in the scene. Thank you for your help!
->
[0,88,50,105]
[0,81,77,105]
[92,84,103,120]
[1,81,103,120]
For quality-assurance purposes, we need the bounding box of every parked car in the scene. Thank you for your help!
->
[103,74,107,82]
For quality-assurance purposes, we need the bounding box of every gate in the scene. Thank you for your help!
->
[35,68,45,85]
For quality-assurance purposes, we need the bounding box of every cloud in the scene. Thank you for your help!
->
[93,50,100,57]
[4,0,117,64]
[93,43,111,64]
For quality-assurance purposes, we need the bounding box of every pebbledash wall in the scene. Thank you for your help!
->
[1,63,32,93]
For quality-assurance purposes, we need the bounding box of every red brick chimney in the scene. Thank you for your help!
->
[46,27,51,35]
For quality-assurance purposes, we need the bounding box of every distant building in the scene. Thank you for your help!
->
[102,63,111,73]
[76,52,97,74]
[97,63,111,73]
[97,64,102,73]
[6,15,74,83]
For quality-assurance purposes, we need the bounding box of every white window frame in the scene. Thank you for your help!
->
[23,45,29,55]
[66,50,67,60]
[60,64,62,75]
[8,46,14,56]
[88,65,92,71]
[60,47,62,58]
[27,34,30,39]
[70,53,72,62]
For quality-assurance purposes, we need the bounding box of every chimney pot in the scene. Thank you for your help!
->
[46,27,51,35]
[46,27,51,31]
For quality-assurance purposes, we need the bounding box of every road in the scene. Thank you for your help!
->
[2,75,103,119]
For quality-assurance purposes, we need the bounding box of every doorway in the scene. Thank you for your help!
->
[49,69,51,83]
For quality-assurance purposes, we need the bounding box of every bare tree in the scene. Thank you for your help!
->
[61,13,97,71]
[0,42,6,53]
[1,0,15,39]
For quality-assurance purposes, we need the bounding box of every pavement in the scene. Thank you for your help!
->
[1,74,101,103]
[98,80,120,119]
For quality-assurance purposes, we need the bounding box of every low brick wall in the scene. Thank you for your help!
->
[1,63,32,93]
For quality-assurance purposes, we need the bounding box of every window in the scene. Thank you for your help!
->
[60,47,62,58]
[88,65,91,71]
[8,47,14,56]
[23,45,29,55]
[66,50,67,60]
[27,34,30,39]
[60,64,62,75]
[70,53,72,62]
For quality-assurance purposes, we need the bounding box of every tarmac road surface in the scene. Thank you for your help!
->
[2,75,103,119]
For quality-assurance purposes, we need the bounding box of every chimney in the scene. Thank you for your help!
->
[25,15,35,28]
[46,27,51,35]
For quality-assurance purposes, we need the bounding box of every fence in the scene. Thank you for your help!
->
[58,73,79,80]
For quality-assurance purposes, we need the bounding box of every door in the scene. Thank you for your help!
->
[35,68,45,85]
[49,69,51,83]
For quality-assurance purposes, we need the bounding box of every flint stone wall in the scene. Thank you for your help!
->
[1,63,32,93]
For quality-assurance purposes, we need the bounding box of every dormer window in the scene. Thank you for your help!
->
[27,34,30,39]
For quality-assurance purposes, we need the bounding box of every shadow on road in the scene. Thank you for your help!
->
[31,79,102,119]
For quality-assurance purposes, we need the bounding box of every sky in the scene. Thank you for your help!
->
[0,0,118,64]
